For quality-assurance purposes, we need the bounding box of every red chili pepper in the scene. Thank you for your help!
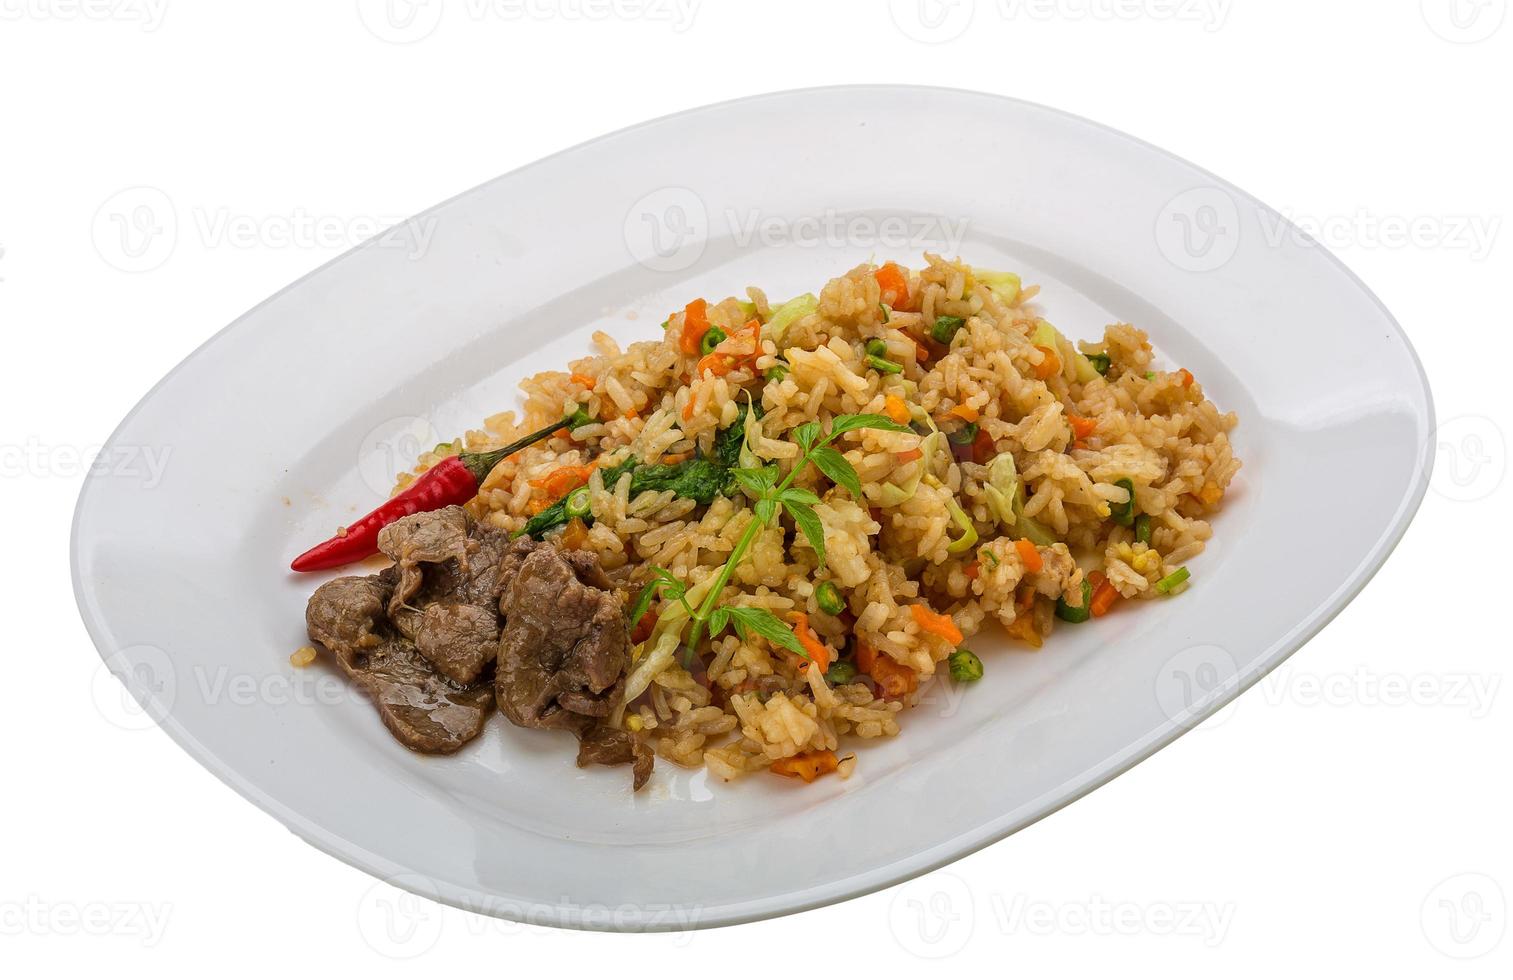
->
[290,412,585,572]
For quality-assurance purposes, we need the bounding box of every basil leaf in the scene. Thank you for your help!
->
[724,606,811,659]
[779,486,821,506]
[793,421,821,452]
[808,445,862,498]
[708,606,730,637]
[733,465,779,496]
[785,499,826,567]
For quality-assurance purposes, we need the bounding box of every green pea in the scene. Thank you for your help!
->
[699,326,728,356]
[948,648,984,682]
[815,580,845,616]
[865,337,889,358]
[825,661,858,686]
[930,315,965,345]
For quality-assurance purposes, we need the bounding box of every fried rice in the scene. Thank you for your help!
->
[391,254,1241,783]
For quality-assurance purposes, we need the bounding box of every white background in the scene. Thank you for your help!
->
[3,0,1508,974]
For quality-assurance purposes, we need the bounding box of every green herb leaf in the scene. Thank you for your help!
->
[628,580,659,626]
[723,606,811,659]
[779,486,821,506]
[708,606,731,636]
[793,421,821,453]
[785,499,826,567]
[808,445,862,498]
[754,498,777,525]
[829,413,912,437]
[733,465,779,497]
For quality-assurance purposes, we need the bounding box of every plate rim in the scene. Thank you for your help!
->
[70,83,1436,932]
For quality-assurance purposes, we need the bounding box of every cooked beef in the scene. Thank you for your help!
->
[306,573,493,755]
[496,542,630,728]
[304,511,649,786]
[414,602,497,686]
[495,540,652,789]
[576,723,654,791]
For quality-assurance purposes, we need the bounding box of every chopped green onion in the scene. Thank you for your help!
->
[945,499,978,554]
[1144,371,1156,380]
[814,580,845,616]
[1134,513,1152,544]
[867,354,903,375]
[930,315,965,345]
[565,404,596,430]
[1086,352,1111,375]
[1110,478,1136,527]
[765,363,788,382]
[946,421,979,446]
[433,441,457,455]
[660,318,670,330]
[700,326,727,356]
[564,486,592,519]
[879,303,892,323]
[1055,579,1094,623]
[864,337,889,358]
[824,661,857,686]
[1156,566,1190,595]
[948,648,984,682]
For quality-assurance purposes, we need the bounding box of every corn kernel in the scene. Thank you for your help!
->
[290,646,317,668]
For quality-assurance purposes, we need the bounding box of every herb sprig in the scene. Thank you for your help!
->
[631,412,911,665]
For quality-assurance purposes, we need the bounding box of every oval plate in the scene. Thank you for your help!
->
[72,86,1433,931]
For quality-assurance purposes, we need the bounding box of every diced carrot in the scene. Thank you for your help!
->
[914,338,932,363]
[950,404,980,423]
[1015,538,1043,573]
[964,560,980,580]
[1072,439,1088,451]
[884,394,910,425]
[560,517,589,551]
[660,452,693,465]
[895,448,923,464]
[528,464,595,497]
[1033,345,1061,380]
[970,426,995,464]
[679,298,709,355]
[681,397,695,421]
[569,373,597,389]
[788,611,832,673]
[630,608,657,644]
[1197,482,1223,506]
[854,635,878,675]
[526,498,549,516]
[1178,368,1194,387]
[873,263,911,311]
[870,654,918,699]
[770,750,840,783]
[696,353,735,377]
[1004,586,1042,648]
[1067,413,1098,439]
[1090,576,1119,617]
[909,604,963,645]
[622,407,640,421]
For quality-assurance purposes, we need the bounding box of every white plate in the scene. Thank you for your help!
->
[72,86,1433,931]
